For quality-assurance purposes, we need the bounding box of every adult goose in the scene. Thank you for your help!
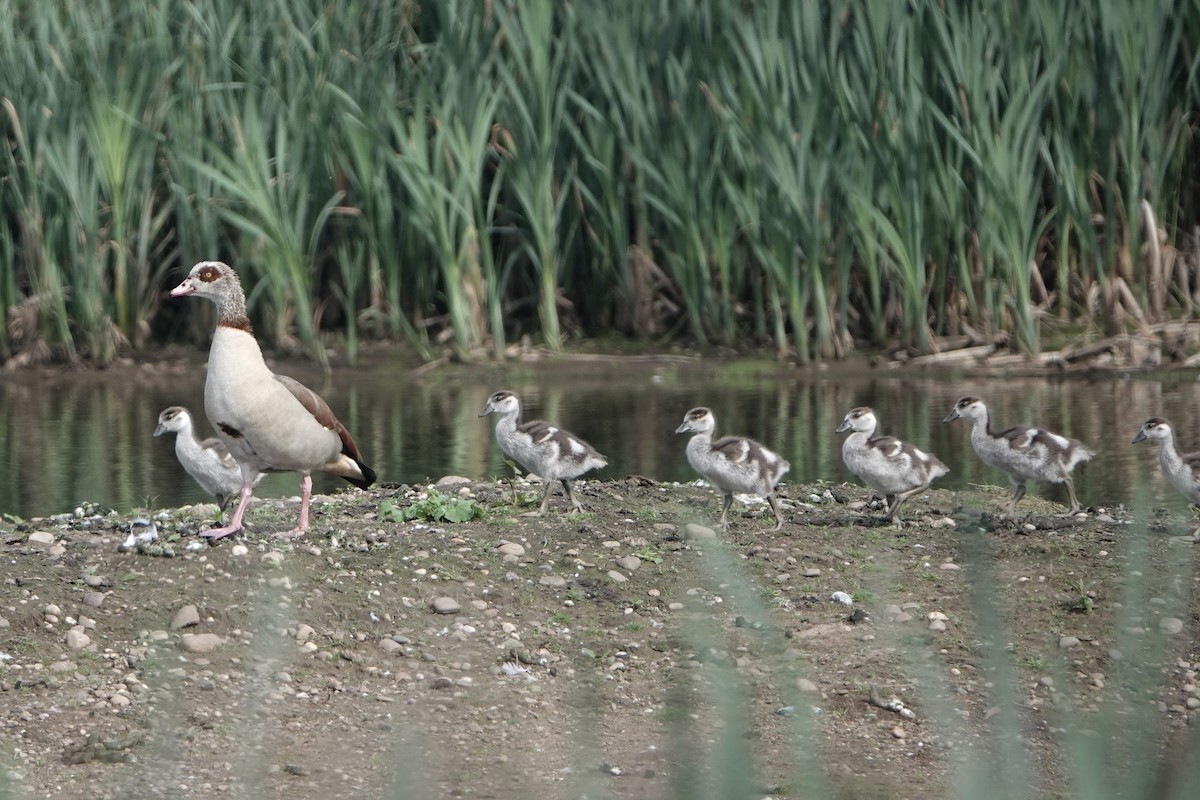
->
[169,261,376,539]
[1132,418,1200,515]
[943,396,1091,514]
[479,390,607,514]
[836,406,948,524]
[675,407,790,531]
[153,405,264,513]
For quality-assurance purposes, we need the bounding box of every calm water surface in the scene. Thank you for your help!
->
[1,354,1195,519]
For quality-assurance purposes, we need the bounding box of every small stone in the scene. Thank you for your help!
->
[379,639,404,654]
[230,544,249,557]
[261,551,285,567]
[803,567,821,578]
[431,597,461,615]
[435,475,472,489]
[84,575,106,588]
[929,620,947,632]
[884,604,903,617]
[940,562,961,571]
[539,575,567,588]
[295,624,316,644]
[927,611,949,622]
[28,530,55,546]
[170,605,201,630]
[891,726,907,739]
[1059,636,1081,649]
[1159,617,1184,635]
[1038,676,1054,687]
[180,633,225,654]
[1186,697,1200,710]
[65,629,91,650]
[795,678,819,693]
[652,522,677,532]
[81,587,106,606]
[607,570,628,584]
[44,604,62,617]
[497,542,526,557]
[614,556,641,571]
[683,523,717,540]
[931,518,957,529]
[110,694,132,708]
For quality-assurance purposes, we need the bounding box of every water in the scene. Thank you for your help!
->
[1,353,1193,520]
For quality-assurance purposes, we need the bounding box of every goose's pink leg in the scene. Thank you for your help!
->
[275,475,313,538]
[201,480,253,540]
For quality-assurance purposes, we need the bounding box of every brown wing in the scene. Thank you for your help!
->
[274,374,371,468]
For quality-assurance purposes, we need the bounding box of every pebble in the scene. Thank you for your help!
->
[795,678,819,693]
[1059,636,1081,649]
[379,639,404,654]
[497,542,526,557]
[940,562,960,571]
[261,551,285,567]
[295,623,316,643]
[539,575,567,588]
[931,518,956,529]
[435,475,472,489]
[1159,617,1184,635]
[891,726,907,739]
[614,556,641,571]
[171,605,201,630]
[180,633,225,654]
[803,568,821,578]
[607,570,628,584]
[431,597,461,615]
[929,620,947,632]
[65,629,92,650]
[230,545,249,557]
[28,531,55,546]
[1186,697,1200,710]
[927,611,948,622]
[683,523,717,540]
[81,587,106,606]
[83,575,106,588]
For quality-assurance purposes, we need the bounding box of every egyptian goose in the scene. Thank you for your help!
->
[153,405,264,512]
[943,395,1092,514]
[478,390,607,514]
[675,407,790,530]
[1132,418,1200,509]
[836,406,948,523]
[169,261,376,539]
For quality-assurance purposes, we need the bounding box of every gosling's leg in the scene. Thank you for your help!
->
[1005,482,1027,514]
[564,479,584,513]
[1063,478,1084,515]
[767,494,784,531]
[888,484,929,524]
[537,480,555,515]
[719,493,734,530]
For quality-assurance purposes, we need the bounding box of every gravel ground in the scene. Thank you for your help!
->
[1,476,1198,799]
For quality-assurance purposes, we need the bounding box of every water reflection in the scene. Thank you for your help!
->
[1,355,1195,519]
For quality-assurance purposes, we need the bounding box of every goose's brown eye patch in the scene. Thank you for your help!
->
[199,267,217,282]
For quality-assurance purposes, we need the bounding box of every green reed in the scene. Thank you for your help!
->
[2,0,1199,365]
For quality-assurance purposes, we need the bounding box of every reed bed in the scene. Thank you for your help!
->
[2,0,1199,365]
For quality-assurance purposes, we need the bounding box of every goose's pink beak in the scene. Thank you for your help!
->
[169,279,195,297]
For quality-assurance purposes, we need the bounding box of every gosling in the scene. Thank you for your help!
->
[837,406,948,523]
[675,407,790,531]
[943,396,1092,514]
